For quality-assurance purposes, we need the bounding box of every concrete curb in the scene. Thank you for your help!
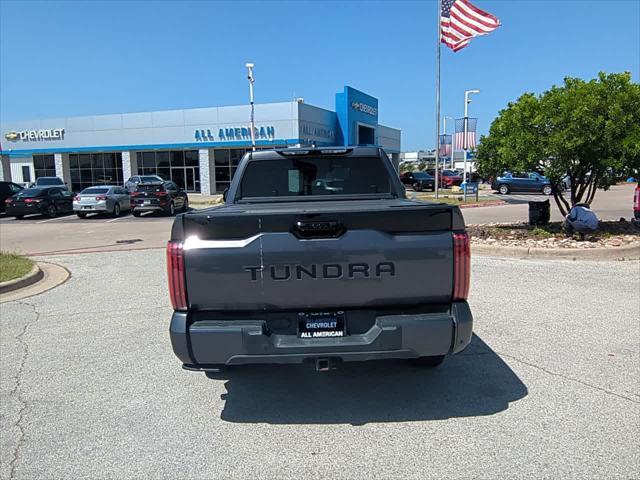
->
[460,200,506,209]
[0,263,43,294]
[472,243,640,261]
[0,261,70,303]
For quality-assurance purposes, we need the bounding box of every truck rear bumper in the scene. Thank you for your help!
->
[170,302,473,368]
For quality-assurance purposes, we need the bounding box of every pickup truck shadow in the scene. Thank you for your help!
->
[209,335,527,425]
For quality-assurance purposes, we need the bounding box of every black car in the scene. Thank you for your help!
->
[0,181,23,213]
[5,187,75,219]
[31,176,68,189]
[131,180,188,217]
[400,171,435,191]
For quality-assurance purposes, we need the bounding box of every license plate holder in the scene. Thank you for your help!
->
[298,311,345,338]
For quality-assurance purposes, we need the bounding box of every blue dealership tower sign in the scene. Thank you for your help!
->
[335,86,379,147]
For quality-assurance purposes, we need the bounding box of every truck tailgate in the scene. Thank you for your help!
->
[177,200,457,311]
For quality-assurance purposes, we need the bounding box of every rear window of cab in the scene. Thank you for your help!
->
[239,156,392,198]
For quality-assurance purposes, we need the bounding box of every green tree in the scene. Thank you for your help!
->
[476,72,640,216]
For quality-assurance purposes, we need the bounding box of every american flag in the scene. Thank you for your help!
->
[454,118,477,150]
[439,134,452,157]
[441,0,501,52]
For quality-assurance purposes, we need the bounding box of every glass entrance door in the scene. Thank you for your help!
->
[185,167,196,192]
[169,167,199,192]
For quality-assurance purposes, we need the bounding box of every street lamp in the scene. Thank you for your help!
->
[245,62,256,151]
[463,89,480,201]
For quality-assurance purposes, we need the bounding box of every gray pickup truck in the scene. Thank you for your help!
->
[168,147,472,372]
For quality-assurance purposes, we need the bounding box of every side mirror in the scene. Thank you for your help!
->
[222,188,229,202]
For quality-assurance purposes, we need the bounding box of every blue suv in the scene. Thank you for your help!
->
[491,172,553,195]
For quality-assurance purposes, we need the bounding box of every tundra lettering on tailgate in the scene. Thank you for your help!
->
[243,262,396,281]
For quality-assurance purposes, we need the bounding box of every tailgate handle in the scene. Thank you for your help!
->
[293,221,346,239]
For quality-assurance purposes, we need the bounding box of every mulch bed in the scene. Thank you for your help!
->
[467,220,640,249]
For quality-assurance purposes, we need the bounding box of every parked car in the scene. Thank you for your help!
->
[73,185,131,218]
[125,175,164,192]
[400,171,435,191]
[399,171,418,185]
[168,147,472,373]
[427,169,463,188]
[31,176,68,189]
[0,181,23,213]
[131,180,188,217]
[491,172,553,195]
[4,187,75,219]
[412,172,435,191]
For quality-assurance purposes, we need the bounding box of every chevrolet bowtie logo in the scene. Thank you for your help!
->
[4,131,18,141]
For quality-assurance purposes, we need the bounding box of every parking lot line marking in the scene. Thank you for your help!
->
[36,215,75,224]
[106,216,127,223]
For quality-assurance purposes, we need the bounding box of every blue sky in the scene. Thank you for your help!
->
[1,0,638,151]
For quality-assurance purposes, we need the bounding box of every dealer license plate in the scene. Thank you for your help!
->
[298,311,345,338]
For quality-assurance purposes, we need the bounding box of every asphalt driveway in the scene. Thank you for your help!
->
[1,251,638,479]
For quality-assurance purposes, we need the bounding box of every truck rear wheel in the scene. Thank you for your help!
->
[410,355,445,368]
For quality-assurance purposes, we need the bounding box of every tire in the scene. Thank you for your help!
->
[542,185,552,196]
[132,210,141,217]
[410,355,446,368]
[47,204,57,218]
[167,201,176,216]
[112,202,121,217]
[413,183,422,192]
[76,212,87,219]
[182,198,189,212]
[14,215,24,220]
[498,184,510,195]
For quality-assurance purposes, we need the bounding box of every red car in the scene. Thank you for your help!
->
[428,169,463,188]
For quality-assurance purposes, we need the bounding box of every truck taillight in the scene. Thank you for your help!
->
[167,241,188,311]
[453,232,470,301]
[634,186,640,212]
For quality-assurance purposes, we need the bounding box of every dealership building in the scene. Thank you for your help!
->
[0,86,401,194]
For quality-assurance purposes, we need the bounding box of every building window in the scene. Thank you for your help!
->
[33,154,56,179]
[213,148,249,192]
[135,150,200,192]
[22,166,31,184]
[69,152,124,192]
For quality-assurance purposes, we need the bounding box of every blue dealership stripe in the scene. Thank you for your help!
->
[1,139,310,157]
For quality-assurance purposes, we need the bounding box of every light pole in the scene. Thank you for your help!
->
[245,62,256,151]
[443,115,454,169]
[463,89,480,201]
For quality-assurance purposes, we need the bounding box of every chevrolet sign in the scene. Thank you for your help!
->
[4,128,65,142]
[351,102,377,116]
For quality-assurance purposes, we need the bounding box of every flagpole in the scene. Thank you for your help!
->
[434,0,442,199]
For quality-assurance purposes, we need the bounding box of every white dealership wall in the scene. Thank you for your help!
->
[1,96,401,193]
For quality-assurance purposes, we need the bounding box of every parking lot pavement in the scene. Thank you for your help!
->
[0,212,173,255]
[1,250,638,479]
